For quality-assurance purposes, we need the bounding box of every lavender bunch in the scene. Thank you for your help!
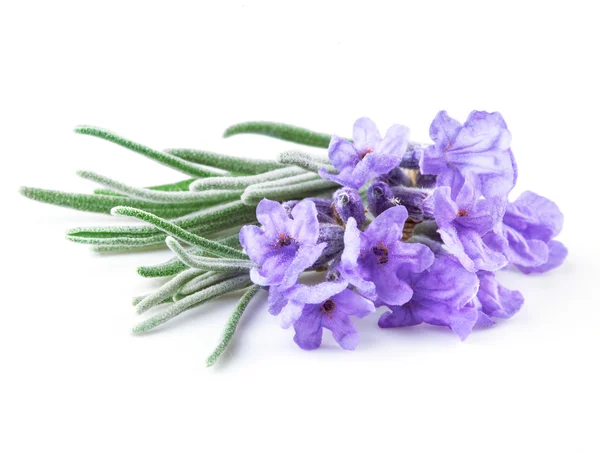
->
[20,111,567,365]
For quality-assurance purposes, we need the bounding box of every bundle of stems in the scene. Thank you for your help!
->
[20,121,356,365]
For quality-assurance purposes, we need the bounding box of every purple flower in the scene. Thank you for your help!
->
[239,199,327,287]
[339,205,435,306]
[421,110,517,198]
[267,277,349,327]
[378,254,480,340]
[434,175,508,273]
[471,271,524,326]
[484,191,567,273]
[332,187,366,227]
[289,286,375,350]
[319,117,410,189]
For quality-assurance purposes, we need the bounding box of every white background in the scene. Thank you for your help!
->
[1,1,599,452]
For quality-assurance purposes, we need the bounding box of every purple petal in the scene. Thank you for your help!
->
[433,186,459,228]
[255,199,293,236]
[377,124,410,157]
[371,270,414,306]
[239,225,273,265]
[280,299,306,328]
[416,303,479,341]
[318,167,360,189]
[334,289,375,318]
[429,110,462,146]
[476,271,524,318]
[267,286,287,316]
[501,226,549,268]
[388,241,435,273]
[249,252,293,286]
[352,117,381,151]
[515,240,568,274]
[364,205,408,244]
[322,313,360,350]
[411,255,480,310]
[503,191,564,242]
[378,303,422,328]
[286,279,348,305]
[459,228,508,272]
[280,243,327,288]
[421,111,462,175]
[290,199,320,245]
[292,305,323,350]
[328,136,361,171]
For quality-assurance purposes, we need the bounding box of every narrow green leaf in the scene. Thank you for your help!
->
[189,167,306,191]
[277,150,336,174]
[241,178,338,205]
[135,268,205,314]
[132,275,251,333]
[111,206,248,259]
[206,285,262,367]
[137,234,241,278]
[166,148,284,174]
[165,237,253,272]
[20,186,209,218]
[223,121,333,148]
[175,271,244,299]
[74,126,225,177]
[66,201,255,239]
[77,170,242,204]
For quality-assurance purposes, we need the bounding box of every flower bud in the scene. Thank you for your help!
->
[332,187,366,227]
[313,224,345,268]
[368,181,433,221]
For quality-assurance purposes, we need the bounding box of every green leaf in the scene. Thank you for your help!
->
[241,178,338,205]
[74,126,225,177]
[223,121,333,148]
[135,268,205,313]
[132,275,252,333]
[165,148,284,174]
[77,170,242,203]
[206,285,262,367]
[137,234,241,278]
[111,206,248,259]
[165,237,253,272]
[20,186,206,218]
[189,167,306,191]
[277,150,336,174]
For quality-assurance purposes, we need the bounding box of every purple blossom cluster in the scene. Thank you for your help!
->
[240,112,567,350]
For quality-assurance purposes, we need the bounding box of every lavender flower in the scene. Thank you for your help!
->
[339,205,435,306]
[239,199,327,287]
[421,110,517,198]
[484,191,567,273]
[378,254,480,340]
[285,285,375,350]
[267,277,350,328]
[319,117,410,189]
[332,187,366,227]
[434,175,507,273]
